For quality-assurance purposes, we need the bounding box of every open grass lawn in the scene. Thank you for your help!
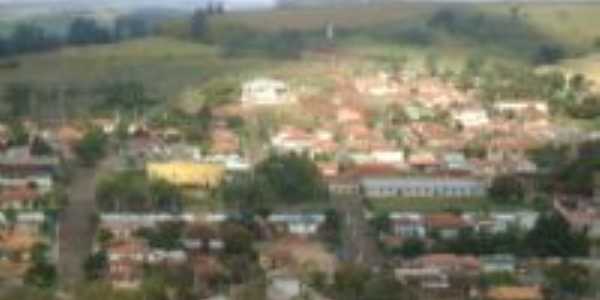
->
[214,3,437,32]
[367,197,528,213]
[0,37,287,99]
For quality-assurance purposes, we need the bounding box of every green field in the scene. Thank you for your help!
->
[216,3,600,46]
[366,197,528,213]
[0,37,283,98]
[1,2,600,105]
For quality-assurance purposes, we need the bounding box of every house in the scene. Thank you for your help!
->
[241,78,295,105]
[267,214,326,236]
[475,212,539,234]
[394,267,449,289]
[317,162,338,178]
[452,108,489,129]
[271,127,312,154]
[107,240,149,262]
[360,176,486,199]
[0,185,40,210]
[371,150,405,167]
[146,161,225,188]
[553,199,600,239]
[211,127,240,155]
[354,71,400,96]
[480,254,516,274]
[92,118,118,134]
[0,212,47,234]
[407,151,440,172]
[259,237,336,274]
[336,107,364,124]
[108,258,143,289]
[0,147,59,192]
[414,254,480,275]
[493,101,549,115]
[486,286,543,300]
[442,152,471,172]
[183,223,224,253]
[99,213,199,240]
[426,213,472,239]
[389,213,426,239]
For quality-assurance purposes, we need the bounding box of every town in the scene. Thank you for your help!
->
[0,1,600,300]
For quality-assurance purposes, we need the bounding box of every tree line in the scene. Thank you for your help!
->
[0,15,153,58]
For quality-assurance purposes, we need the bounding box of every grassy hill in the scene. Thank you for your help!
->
[0,37,280,98]
[215,2,600,46]
[3,2,600,107]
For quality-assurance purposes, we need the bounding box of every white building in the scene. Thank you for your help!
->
[360,177,486,199]
[241,78,295,105]
[371,151,406,167]
[493,101,549,115]
[451,108,489,129]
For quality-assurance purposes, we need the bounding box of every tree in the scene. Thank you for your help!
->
[489,175,525,205]
[5,208,17,232]
[96,228,114,248]
[222,222,254,255]
[115,15,149,40]
[425,53,439,77]
[137,221,184,250]
[533,44,566,65]
[545,263,591,298]
[3,82,34,118]
[190,9,209,41]
[29,243,49,266]
[74,128,107,166]
[68,18,112,45]
[525,213,589,257]
[400,238,426,258]
[8,121,29,146]
[24,262,57,288]
[569,73,586,92]
[98,80,153,112]
[149,179,183,213]
[333,263,371,300]
[29,136,53,156]
[83,251,108,281]
[10,24,59,54]
[254,153,328,204]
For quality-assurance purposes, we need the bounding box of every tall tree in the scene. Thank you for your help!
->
[190,9,209,41]
[68,18,112,45]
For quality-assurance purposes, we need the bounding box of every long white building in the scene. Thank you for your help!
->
[360,176,486,198]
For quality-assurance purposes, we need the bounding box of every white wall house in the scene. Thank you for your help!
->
[493,101,549,114]
[241,78,295,105]
[371,151,406,167]
[451,108,489,129]
[360,177,486,199]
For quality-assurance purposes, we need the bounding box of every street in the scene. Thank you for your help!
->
[58,153,118,288]
[333,195,383,268]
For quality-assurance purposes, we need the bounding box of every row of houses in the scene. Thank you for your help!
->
[394,253,543,300]
[99,212,327,289]
[386,211,539,241]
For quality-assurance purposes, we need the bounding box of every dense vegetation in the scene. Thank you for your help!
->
[96,171,183,212]
[0,15,153,58]
[220,153,329,213]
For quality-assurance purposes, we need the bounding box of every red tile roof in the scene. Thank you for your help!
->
[426,213,470,229]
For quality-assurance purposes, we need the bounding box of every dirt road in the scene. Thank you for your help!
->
[58,154,117,287]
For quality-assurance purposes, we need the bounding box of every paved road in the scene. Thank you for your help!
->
[58,154,117,288]
[333,196,383,268]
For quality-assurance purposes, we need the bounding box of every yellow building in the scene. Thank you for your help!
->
[146,161,225,188]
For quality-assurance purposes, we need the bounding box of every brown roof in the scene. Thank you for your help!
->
[342,163,401,178]
[0,186,40,202]
[418,254,480,271]
[486,286,543,300]
[426,213,470,229]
